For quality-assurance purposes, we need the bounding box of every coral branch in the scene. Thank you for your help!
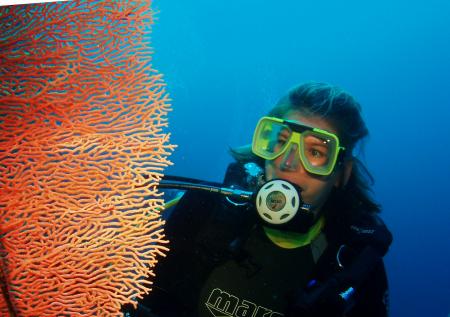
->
[0,0,174,316]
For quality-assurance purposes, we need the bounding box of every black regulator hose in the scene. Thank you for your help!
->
[158,176,254,201]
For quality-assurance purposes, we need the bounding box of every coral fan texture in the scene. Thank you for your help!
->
[0,0,173,315]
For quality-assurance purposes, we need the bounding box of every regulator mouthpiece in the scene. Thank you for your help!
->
[255,179,311,225]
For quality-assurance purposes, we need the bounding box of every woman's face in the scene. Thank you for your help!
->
[265,110,351,214]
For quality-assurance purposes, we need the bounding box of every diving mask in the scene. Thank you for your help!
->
[252,116,346,176]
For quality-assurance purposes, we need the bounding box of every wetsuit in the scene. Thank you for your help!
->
[125,163,391,317]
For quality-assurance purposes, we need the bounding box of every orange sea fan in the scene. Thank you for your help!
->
[0,0,175,316]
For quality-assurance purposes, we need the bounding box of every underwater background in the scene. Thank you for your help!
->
[150,0,450,316]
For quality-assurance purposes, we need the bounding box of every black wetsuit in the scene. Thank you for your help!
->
[125,164,391,317]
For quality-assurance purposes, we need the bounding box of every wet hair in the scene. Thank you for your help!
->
[230,81,381,214]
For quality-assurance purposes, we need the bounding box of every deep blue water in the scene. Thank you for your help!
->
[150,1,450,316]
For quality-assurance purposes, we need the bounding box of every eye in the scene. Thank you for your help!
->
[277,135,287,145]
[310,149,323,158]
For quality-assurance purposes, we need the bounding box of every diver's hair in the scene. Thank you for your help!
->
[229,81,381,214]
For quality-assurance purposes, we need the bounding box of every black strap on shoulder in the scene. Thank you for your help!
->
[286,208,392,317]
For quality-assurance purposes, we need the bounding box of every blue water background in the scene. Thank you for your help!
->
[151,1,450,316]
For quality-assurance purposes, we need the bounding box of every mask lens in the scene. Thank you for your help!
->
[253,119,292,159]
[300,130,338,175]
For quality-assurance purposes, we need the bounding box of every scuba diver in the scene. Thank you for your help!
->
[124,82,393,317]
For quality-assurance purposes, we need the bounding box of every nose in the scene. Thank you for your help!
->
[280,143,301,171]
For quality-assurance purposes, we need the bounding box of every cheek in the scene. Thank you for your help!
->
[265,159,286,180]
[302,175,338,208]
[264,160,275,180]
[310,181,334,200]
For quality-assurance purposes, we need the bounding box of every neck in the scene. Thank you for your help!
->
[263,216,325,249]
